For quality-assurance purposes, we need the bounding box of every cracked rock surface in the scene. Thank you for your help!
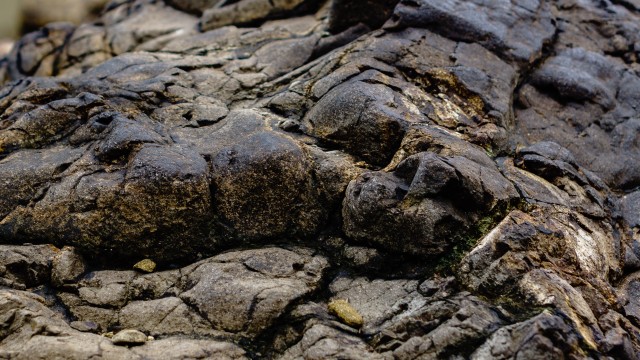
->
[1,0,640,358]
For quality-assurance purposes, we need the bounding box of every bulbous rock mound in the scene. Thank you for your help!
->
[0,0,640,358]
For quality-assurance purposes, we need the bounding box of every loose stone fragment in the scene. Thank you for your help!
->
[70,320,99,332]
[112,329,147,346]
[133,259,156,273]
[52,246,86,287]
[328,299,364,328]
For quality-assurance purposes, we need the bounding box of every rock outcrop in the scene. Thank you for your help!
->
[1,0,640,358]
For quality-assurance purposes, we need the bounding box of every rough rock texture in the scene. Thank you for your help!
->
[0,288,248,359]
[1,0,640,358]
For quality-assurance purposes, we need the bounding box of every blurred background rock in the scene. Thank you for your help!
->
[0,0,109,57]
[0,0,20,56]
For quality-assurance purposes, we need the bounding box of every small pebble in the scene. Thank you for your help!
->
[328,299,364,328]
[133,259,156,273]
[112,329,147,346]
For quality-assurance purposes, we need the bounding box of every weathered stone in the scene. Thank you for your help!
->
[622,190,640,228]
[200,0,318,31]
[166,0,222,14]
[0,244,57,289]
[77,270,136,308]
[302,79,412,166]
[388,0,556,65]
[329,276,423,333]
[620,272,640,328]
[132,338,248,359]
[180,248,328,337]
[0,288,246,359]
[52,246,86,287]
[280,324,385,360]
[118,297,215,337]
[343,136,519,256]
[471,312,584,360]
[514,46,640,189]
[70,320,99,332]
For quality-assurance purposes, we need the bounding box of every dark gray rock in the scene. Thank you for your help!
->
[280,324,385,359]
[2,23,76,79]
[598,310,640,360]
[0,147,84,220]
[620,272,640,328]
[328,276,423,333]
[302,79,411,166]
[471,312,585,360]
[0,0,639,358]
[200,0,319,31]
[0,244,56,290]
[501,141,610,218]
[343,128,518,256]
[208,111,328,241]
[386,295,507,359]
[514,46,640,189]
[388,0,556,65]
[530,48,620,110]
[622,191,640,228]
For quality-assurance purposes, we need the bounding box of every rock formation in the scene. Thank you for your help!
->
[0,0,640,358]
